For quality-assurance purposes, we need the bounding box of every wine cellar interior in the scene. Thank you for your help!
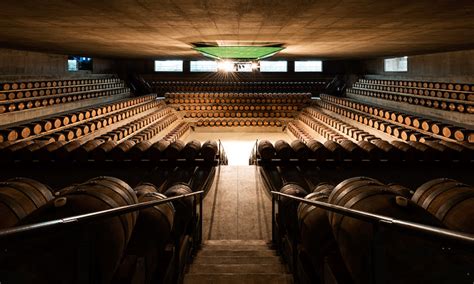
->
[0,1,473,284]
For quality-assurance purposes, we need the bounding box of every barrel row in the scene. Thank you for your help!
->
[153,80,327,93]
[298,112,346,142]
[0,82,126,101]
[0,87,130,114]
[303,107,378,142]
[167,98,308,106]
[96,108,174,143]
[0,137,218,162]
[319,95,473,143]
[0,175,201,284]
[353,82,473,102]
[287,121,317,143]
[165,91,311,100]
[0,113,179,162]
[352,83,474,101]
[195,119,283,127]
[316,100,451,143]
[346,88,473,114]
[48,100,165,143]
[182,110,297,119]
[358,78,473,93]
[177,104,299,112]
[162,122,190,143]
[0,99,164,143]
[0,95,158,142]
[0,77,121,92]
[257,138,473,162]
[290,176,473,283]
[128,114,178,143]
[269,174,474,284]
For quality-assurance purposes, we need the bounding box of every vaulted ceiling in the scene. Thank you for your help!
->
[1,0,474,59]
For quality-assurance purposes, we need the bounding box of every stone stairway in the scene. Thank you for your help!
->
[183,240,293,284]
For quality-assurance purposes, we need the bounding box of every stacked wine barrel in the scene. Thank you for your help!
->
[0,172,214,284]
[262,171,474,283]
[152,80,327,93]
[0,94,162,143]
[300,108,380,142]
[318,94,473,143]
[255,139,473,162]
[0,77,130,114]
[165,92,310,128]
[347,78,473,114]
[0,76,198,164]
[324,177,471,283]
[0,139,221,163]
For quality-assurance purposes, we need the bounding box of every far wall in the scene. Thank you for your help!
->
[361,49,474,83]
[1,46,473,84]
[115,58,361,82]
[0,48,116,78]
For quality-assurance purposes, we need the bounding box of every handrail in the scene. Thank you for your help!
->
[0,190,204,239]
[217,139,227,165]
[249,139,259,165]
[271,191,474,245]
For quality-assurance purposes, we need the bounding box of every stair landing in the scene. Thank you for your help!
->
[184,240,293,284]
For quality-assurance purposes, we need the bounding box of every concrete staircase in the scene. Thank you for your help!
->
[183,240,293,284]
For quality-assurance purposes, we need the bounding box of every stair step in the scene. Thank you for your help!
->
[204,240,269,246]
[183,273,294,284]
[198,249,276,257]
[189,263,287,274]
[201,244,270,251]
[193,256,282,265]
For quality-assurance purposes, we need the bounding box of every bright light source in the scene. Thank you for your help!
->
[217,60,235,72]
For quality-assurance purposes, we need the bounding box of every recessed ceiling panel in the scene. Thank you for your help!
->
[193,46,284,60]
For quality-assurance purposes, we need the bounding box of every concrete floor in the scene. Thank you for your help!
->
[202,165,272,241]
[186,131,291,165]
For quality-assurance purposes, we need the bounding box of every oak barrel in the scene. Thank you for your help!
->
[412,178,474,233]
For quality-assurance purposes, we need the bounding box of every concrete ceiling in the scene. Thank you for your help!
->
[1,0,474,59]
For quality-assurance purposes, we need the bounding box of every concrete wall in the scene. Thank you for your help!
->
[0,48,67,75]
[93,58,117,74]
[115,58,362,81]
[0,48,116,77]
[361,49,474,83]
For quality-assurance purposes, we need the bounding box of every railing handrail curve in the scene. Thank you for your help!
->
[271,191,474,245]
[0,190,204,239]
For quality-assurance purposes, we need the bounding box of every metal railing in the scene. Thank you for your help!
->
[249,139,259,165]
[271,191,474,244]
[0,190,204,240]
[270,190,474,283]
[0,189,205,283]
[217,139,228,165]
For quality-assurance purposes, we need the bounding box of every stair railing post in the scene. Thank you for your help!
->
[199,192,203,245]
[272,193,276,245]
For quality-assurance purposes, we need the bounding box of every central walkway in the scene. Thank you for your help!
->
[202,165,272,240]
[186,131,291,165]
[184,165,293,283]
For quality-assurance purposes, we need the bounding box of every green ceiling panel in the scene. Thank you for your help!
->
[194,46,284,60]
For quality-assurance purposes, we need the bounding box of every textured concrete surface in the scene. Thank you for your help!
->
[0,1,473,58]
[184,240,293,284]
[362,49,474,80]
[202,165,272,240]
[186,131,291,165]
[0,48,116,76]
